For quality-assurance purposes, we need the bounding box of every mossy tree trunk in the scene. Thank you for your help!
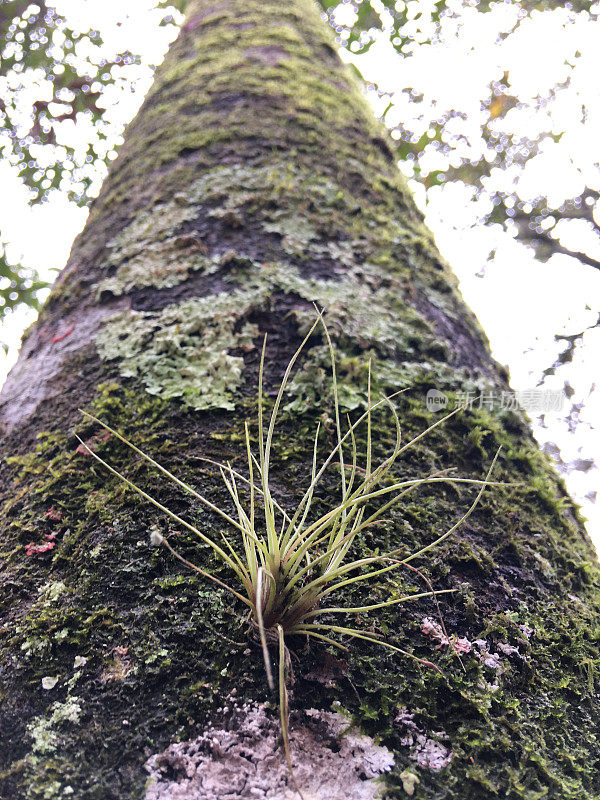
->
[1,1,599,798]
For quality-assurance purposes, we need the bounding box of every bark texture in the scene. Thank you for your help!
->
[1,1,599,798]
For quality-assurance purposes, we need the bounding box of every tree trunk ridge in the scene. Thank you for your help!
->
[0,1,598,798]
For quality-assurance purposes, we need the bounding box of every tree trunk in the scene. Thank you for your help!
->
[1,1,599,798]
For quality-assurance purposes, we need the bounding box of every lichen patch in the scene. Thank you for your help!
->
[107,199,197,265]
[27,697,82,756]
[95,197,219,298]
[144,702,393,800]
[97,240,219,298]
[94,291,260,411]
[394,707,453,772]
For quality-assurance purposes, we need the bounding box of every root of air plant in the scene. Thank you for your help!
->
[77,311,503,798]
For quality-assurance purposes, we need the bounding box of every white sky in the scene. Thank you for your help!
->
[1,0,598,547]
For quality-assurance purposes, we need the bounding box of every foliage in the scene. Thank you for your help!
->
[0,238,47,319]
[0,0,183,319]
[1,0,599,319]
[321,0,600,274]
[0,0,181,204]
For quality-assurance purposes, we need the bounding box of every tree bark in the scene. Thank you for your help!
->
[1,1,599,798]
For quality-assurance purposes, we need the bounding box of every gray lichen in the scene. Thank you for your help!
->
[394,707,453,772]
[144,701,394,800]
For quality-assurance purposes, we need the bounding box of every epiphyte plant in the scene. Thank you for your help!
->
[77,310,500,792]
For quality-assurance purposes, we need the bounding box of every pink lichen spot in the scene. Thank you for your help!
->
[421,618,472,656]
[50,324,75,344]
[25,533,56,555]
[44,506,62,521]
[452,637,472,655]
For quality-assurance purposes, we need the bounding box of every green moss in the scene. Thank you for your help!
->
[2,376,600,799]
[0,383,253,797]
[72,0,431,281]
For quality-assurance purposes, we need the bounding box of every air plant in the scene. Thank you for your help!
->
[77,311,500,797]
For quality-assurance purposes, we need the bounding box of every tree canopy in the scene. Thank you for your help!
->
[1,0,598,315]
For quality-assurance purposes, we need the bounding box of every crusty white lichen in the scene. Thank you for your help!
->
[394,707,453,771]
[144,700,393,800]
